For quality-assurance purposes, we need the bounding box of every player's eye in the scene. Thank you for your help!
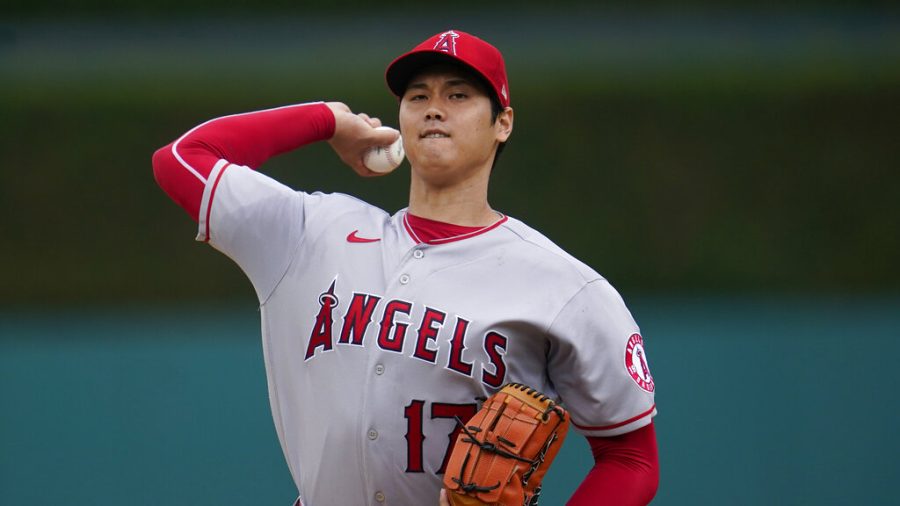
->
[449,92,467,100]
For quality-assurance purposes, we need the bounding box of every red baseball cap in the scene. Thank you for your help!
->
[385,29,510,108]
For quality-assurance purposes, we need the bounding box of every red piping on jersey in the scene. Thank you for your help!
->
[403,214,423,243]
[203,163,230,242]
[573,404,656,431]
[402,212,508,245]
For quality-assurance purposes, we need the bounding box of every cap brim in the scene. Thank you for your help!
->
[386,51,488,100]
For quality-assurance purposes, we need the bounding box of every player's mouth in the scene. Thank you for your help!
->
[420,129,450,139]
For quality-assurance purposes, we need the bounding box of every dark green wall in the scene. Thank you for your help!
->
[2,10,898,306]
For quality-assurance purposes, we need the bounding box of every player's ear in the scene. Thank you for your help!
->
[495,107,513,143]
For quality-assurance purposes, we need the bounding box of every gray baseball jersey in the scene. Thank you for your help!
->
[196,160,656,505]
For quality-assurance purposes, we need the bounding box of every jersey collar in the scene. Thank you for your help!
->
[402,211,508,245]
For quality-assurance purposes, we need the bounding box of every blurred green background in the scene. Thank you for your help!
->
[1,2,899,505]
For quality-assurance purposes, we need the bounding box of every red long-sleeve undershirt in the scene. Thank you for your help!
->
[573,423,659,505]
[151,103,659,504]
[152,102,336,221]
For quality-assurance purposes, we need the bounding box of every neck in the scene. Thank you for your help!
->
[407,169,496,226]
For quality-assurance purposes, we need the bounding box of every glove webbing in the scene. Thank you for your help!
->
[449,416,537,494]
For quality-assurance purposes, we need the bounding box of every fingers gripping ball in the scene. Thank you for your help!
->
[443,383,571,506]
[363,126,405,173]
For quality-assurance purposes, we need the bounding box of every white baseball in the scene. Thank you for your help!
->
[363,126,405,174]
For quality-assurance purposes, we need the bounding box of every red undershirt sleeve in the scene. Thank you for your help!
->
[567,422,659,506]
[152,102,336,221]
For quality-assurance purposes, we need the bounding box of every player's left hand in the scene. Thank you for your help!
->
[438,488,450,506]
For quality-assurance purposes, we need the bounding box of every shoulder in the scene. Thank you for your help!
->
[302,191,391,221]
[215,166,390,224]
[496,216,604,285]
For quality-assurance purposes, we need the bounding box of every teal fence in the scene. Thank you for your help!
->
[2,297,897,505]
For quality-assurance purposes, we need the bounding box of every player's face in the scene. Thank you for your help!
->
[399,64,512,186]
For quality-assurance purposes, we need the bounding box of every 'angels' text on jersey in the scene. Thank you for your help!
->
[305,279,508,388]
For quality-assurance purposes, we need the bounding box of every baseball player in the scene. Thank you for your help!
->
[153,30,659,505]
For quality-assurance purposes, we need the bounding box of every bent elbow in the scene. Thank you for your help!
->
[152,143,177,189]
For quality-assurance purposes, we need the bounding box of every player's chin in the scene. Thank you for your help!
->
[413,160,454,180]
[408,149,453,172]
[411,141,452,158]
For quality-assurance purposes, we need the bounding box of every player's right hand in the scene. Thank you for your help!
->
[325,102,400,177]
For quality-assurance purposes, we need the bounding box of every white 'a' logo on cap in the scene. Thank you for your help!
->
[433,30,460,55]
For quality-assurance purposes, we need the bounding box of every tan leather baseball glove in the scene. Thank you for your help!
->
[442,383,571,506]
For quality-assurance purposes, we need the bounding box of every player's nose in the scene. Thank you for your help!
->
[424,103,444,121]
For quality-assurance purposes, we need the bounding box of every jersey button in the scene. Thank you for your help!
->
[399,274,410,284]
[374,491,386,503]
[375,364,385,375]
[413,249,425,259]
[368,429,378,440]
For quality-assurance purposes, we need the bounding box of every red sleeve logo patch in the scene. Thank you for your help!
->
[625,333,654,393]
